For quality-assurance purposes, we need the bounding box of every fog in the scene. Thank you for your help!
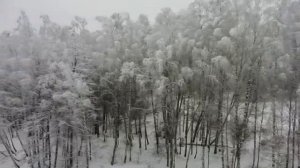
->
[0,0,193,32]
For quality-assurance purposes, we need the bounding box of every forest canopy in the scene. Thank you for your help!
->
[1,0,300,168]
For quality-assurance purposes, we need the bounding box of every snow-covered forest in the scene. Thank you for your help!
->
[1,0,300,168]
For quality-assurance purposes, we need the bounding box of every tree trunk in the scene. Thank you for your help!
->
[123,114,128,163]
[214,77,224,154]
[86,139,89,168]
[53,128,60,168]
[69,128,74,168]
[138,116,142,149]
[111,104,120,165]
[202,144,205,168]
[272,98,276,168]
[256,102,265,168]
[144,114,149,150]
[0,132,20,168]
[151,89,159,154]
[47,119,51,168]
[292,99,297,168]
[15,129,28,157]
[184,97,189,157]
[221,128,225,168]
[286,97,293,168]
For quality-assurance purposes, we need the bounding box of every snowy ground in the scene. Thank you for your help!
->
[0,126,224,168]
[0,132,272,168]
[0,102,289,168]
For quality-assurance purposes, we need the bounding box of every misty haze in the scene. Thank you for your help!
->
[0,0,300,168]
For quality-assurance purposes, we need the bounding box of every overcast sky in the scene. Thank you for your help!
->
[0,0,193,32]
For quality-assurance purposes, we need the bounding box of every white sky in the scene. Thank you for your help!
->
[0,0,193,32]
